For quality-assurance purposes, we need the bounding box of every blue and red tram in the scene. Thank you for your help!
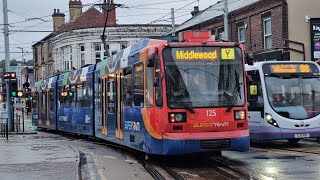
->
[32,31,250,155]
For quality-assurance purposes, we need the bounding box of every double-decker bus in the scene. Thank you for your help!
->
[246,61,320,143]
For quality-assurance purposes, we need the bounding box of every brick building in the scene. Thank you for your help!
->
[176,0,320,61]
[33,0,171,82]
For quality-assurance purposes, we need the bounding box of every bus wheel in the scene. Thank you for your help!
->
[288,139,300,144]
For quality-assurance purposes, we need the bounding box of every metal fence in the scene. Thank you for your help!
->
[0,118,8,140]
[13,114,24,132]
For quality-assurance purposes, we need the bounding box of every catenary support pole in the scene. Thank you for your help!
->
[224,0,229,41]
[171,8,175,36]
[2,0,13,131]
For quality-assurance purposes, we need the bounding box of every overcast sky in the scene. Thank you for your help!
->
[0,0,219,61]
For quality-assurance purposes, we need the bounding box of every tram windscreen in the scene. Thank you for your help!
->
[263,63,320,119]
[163,46,245,108]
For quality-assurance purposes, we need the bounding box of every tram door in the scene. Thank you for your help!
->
[46,90,50,126]
[101,77,107,135]
[116,70,123,140]
[38,91,42,125]
[42,91,47,127]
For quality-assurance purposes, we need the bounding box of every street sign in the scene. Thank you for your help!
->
[14,103,26,108]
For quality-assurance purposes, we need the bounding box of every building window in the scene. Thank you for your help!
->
[216,28,224,41]
[264,18,272,49]
[63,46,72,71]
[121,43,127,50]
[79,44,85,67]
[238,26,245,43]
[80,44,85,52]
[95,43,102,63]
[104,44,110,59]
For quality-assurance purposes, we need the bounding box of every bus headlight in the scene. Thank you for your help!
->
[169,113,187,123]
[234,110,246,120]
[265,113,279,127]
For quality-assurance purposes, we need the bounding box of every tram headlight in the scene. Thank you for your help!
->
[234,110,246,120]
[264,113,279,127]
[168,112,187,123]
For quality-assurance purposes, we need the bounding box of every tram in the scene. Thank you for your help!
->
[32,31,250,155]
[246,61,320,143]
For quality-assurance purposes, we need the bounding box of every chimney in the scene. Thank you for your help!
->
[104,0,117,26]
[69,0,82,22]
[191,6,200,17]
[52,9,65,31]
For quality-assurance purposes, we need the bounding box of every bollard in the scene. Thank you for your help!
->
[23,116,24,132]
[18,116,20,132]
[6,122,8,140]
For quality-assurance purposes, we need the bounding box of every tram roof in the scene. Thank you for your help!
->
[95,38,166,71]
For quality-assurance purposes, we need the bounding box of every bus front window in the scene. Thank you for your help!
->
[265,75,320,119]
[163,47,245,108]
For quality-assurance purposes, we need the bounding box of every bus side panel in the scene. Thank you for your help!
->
[248,111,263,140]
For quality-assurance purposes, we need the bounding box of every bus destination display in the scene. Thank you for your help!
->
[270,64,312,73]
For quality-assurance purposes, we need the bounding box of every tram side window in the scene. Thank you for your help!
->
[246,70,264,110]
[59,88,63,109]
[77,83,83,108]
[98,79,102,112]
[64,85,70,108]
[32,92,38,110]
[107,76,115,113]
[155,57,163,107]
[42,91,46,114]
[146,63,154,108]
[49,89,54,112]
[38,92,41,115]
[83,81,91,108]
[123,67,132,106]
[134,62,144,107]
[69,85,76,109]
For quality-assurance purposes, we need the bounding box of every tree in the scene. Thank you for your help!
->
[10,59,17,66]
[26,60,34,66]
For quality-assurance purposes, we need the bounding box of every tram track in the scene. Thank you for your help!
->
[252,146,320,155]
[141,159,186,180]
[251,140,320,155]
[208,156,261,180]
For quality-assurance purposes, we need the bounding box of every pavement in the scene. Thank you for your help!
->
[0,112,153,180]
[0,114,80,180]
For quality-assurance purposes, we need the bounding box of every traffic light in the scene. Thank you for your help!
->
[10,79,18,97]
[17,90,23,97]
[4,72,16,79]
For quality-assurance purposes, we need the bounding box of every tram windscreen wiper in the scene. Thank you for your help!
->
[185,104,196,114]
[226,70,241,113]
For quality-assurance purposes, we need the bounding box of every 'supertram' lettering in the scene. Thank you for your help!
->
[176,50,217,61]
[193,122,229,128]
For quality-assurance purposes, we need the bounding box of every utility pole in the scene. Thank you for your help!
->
[17,47,24,131]
[17,47,24,65]
[171,8,175,36]
[96,0,124,59]
[2,0,13,131]
[223,0,229,41]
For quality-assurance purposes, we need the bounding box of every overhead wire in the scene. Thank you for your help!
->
[127,0,193,8]
[117,11,189,18]
[149,0,198,24]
